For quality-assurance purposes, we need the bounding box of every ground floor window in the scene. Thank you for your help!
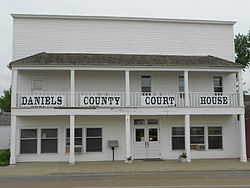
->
[208,127,222,149]
[41,129,58,153]
[86,128,102,152]
[66,128,83,153]
[172,126,222,150]
[20,129,37,154]
[172,127,185,150]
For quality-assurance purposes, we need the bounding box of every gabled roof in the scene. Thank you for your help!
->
[9,52,244,69]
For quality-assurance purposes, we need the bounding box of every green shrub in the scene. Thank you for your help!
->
[0,149,10,166]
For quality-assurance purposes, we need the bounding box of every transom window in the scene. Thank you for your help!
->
[20,129,37,154]
[86,128,102,152]
[41,129,58,153]
[213,76,223,93]
[141,75,151,93]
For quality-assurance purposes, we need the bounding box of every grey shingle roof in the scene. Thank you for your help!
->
[9,52,244,69]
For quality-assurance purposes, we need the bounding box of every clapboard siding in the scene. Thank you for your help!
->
[13,17,235,61]
[15,70,236,93]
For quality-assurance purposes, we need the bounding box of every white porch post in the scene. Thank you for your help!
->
[239,114,247,162]
[11,69,17,108]
[125,114,131,163]
[70,69,75,107]
[125,70,130,106]
[184,70,189,107]
[237,71,244,107]
[69,115,75,164]
[10,115,17,165]
[185,114,191,162]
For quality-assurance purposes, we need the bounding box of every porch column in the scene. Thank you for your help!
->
[125,115,131,163]
[125,70,130,106]
[10,115,17,165]
[237,71,244,107]
[185,114,191,162]
[11,69,17,108]
[239,114,247,162]
[70,69,75,107]
[69,115,75,164]
[184,70,189,106]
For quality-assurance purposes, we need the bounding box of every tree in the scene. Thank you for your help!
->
[234,30,250,68]
[0,89,11,112]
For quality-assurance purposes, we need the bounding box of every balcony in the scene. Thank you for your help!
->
[16,92,240,108]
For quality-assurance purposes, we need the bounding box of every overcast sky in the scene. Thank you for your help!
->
[0,0,250,95]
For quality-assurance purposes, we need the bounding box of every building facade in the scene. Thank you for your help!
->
[9,14,247,164]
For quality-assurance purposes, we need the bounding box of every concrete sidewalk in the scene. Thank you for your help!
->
[0,159,250,176]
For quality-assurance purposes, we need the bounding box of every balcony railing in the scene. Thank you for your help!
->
[16,92,239,108]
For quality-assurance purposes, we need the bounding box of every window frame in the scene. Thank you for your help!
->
[190,127,205,145]
[41,128,58,154]
[85,128,103,152]
[213,76,223,93]
[141,75,152,93]
[20,129,38,154]
[171,127,185,150]
[208,126,223,150]
[31,74,45,92]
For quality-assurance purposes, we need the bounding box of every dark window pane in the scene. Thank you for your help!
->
[208,127,222,135]
[41,129,57,138]
[75,138,82,145]
[208,136,222,149]
[136,129,145,142]
[87,128,102,137]
[149,128,158,141]
[66,137,70,146]
[141,76,151,86]
[86,138,102,152]
[134,119,145,125]
[21,129,37,138]
[66,128,82,137]
[142,86,151,92]
[214,87,223,92]
[147,119,158,125]
[172,127,184,135]
[41,139,57,153]
[214,77,222,87]
[190,136,204,144]
[190,127,204,135]
[20,140,37,154]
[172,137,185,150]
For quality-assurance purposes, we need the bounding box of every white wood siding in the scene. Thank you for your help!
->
[16,70,236,93]
[15,115,238,162]
[13,18,235,61]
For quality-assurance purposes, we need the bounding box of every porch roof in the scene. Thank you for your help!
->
[9,52,244,69]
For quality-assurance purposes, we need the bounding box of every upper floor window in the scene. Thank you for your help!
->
[213,76,223,93]
[32,75,45,91]
[178,76,184,92]
[141,75,151,92]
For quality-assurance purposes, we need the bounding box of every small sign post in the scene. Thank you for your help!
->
[108,140,119,162]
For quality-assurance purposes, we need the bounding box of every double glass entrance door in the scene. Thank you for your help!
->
[133,119,160,159]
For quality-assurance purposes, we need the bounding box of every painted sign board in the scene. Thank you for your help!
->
[80,95,121,107]
[199,95,229,106]
[20,95,65,107]
[141,95,176,107]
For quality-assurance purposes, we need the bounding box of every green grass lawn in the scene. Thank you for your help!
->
[0,149,10,166]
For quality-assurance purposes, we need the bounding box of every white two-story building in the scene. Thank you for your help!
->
[9,14,247,164]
